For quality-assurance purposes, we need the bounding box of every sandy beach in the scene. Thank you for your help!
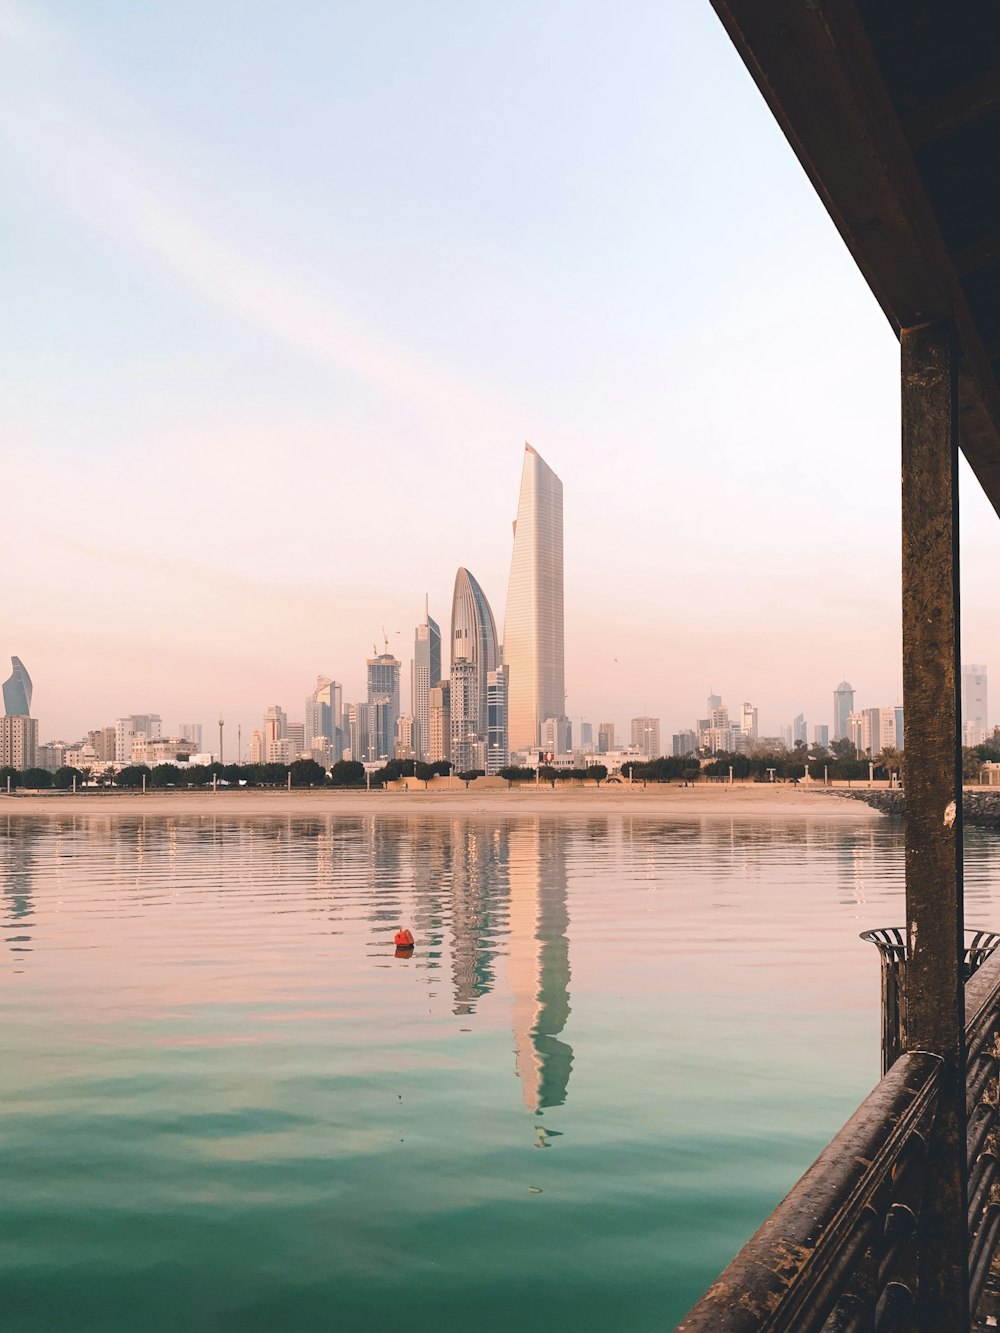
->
[0,783,882,819]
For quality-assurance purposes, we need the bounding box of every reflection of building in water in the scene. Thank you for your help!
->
[2,816,36,959]
[448,822,507,1014]
[507,821,573,1112]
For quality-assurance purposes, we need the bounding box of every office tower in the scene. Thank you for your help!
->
[503,445,565,752]
[486,666,509,773]
[263,705,286,748]
[395,714,417,759]
[673,730,698,757]
[114,714,162,765]
[895,705,904,750]
[428,683,451,763]
[963,664,988,746]
[793,713,807,744]
[814,725,830,748]
[451,569,499,721]
[367,653,401,758]
[450,660,483,772]
[0,715,38,769]
[285,722,305,756]
[580,722,593,749]
[248,730,263,764]
[541,715,571,757]
[412,598,442,761]
[741,703,758,740]
[630,716,661,758]
[707,692,722,714]
[598,722,615,754]
[305,677,343,760]
[367,654,401,717]
[178,723,203,750]
[833,680,855,741]
[2,657,32,715]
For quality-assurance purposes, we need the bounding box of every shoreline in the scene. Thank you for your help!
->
[0,784,883,820]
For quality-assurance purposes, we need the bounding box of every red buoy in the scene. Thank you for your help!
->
[394,928,414,948]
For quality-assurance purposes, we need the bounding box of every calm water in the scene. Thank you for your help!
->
[4,811,1000,1331]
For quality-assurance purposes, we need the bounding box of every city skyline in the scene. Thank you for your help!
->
[6,3,1000,746]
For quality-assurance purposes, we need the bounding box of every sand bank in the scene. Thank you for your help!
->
[0,784,881,820]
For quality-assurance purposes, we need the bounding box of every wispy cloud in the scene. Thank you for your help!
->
[0,4,486,421]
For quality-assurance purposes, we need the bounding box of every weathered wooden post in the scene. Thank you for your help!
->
[900,321,968,1328]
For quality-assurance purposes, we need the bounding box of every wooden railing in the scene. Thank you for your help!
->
[676,949,1000,1331]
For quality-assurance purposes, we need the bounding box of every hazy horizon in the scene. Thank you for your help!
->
[5,0,1000,748]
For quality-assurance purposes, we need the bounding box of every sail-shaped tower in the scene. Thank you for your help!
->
[503,445,565,753]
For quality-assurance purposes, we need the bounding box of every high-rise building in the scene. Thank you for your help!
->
[503,445,565,752]
[115,714,161,765]
[963,664,988,747]
[673,730,698,757]
[395,714,417,759]
[285,722,305,757]
[486,666,508,774]
[305,677,343,760]
[248,730,264,764]
[412,598,442,762]
[451,659,484,772]
[428,683,451,764]
[813,725,830,748]
[178,723,203,750]
[541,715,572,756]
[1,715,38,769]
[630,716,661,758]
[740,703,758,740]
[579,722,593,749]
[895,705,904,750]
[833,680,855,741]
[598,722,615,754]
[2,657,32,716]
[793,713,807,744]
[367,653,401,759]
[707,692,722,714]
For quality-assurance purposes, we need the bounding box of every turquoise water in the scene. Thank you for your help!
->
[3,812,1000,1331]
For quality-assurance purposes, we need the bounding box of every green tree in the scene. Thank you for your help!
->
[117,765,152,789]
[290,758,326,787]
[538,765,558,788]
[329,759,365,788]
[53,766,83,790]
[21,767,53,788]
[414,762,437,788]
[830,737,857,760]
[150,763,183,788]
[0,766,18,791]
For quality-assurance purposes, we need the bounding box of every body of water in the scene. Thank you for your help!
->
[3,812,1000,1331]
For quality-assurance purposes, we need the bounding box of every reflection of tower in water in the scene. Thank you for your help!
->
[448,822,507,1015]
[507,820,573,1112]
[2,816,36,961]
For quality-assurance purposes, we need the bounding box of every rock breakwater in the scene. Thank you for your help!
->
[828,788,1000,828]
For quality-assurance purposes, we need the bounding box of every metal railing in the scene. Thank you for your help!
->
[676,947,1000,1330]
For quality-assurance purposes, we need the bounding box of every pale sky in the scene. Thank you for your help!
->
[4,0,1000,749]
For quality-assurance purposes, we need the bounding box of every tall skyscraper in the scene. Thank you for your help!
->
[2,657,32,716]
[428,683,451,764]
[0,716,37,769]
[412,598,441,761]
[178,723,203,750]
[486,666,509,773]
[598,722,615,753]
[503,445,565,753]
[740,703,758,740]
[833,680,855,741]
[451,567,499,734]
[450,659,483,772]
[367,652,401,760]
[305,676,343,760]
[963,664,988,747]
[793,713,807,744]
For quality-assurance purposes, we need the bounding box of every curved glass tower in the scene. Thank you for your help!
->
[450,569,499,770]
[451,568,499,717]
[3,657,32,716]
[503,445,564,752]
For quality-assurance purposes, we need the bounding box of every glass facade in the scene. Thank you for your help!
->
[503,446,564,752]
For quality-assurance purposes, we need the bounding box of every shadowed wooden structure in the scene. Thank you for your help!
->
[678,3,1000,1329]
